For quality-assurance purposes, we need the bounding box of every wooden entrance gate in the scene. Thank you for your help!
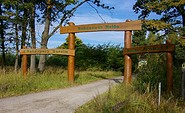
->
[20,20,175,92]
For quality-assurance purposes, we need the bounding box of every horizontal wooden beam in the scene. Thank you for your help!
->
[20,49,75,56]
[123,44,175,55]
[60,20,141,34]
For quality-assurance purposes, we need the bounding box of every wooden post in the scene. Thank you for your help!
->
[166,40,173,92]
[68,22,75,82]
[123,20,132,84]
[22,46,28,78]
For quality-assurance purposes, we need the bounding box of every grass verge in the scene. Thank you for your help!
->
[0,67,121,98]
[75,84,185,113]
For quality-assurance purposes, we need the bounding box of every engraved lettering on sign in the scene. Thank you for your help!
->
[124,44,175,55]
[20,49,75,56]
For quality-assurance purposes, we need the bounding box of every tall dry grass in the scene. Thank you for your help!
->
[76,84,185,113]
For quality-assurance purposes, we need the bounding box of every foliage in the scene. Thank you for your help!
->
[167,28,185,67]
[76,84,185,113]
[133,0,185,51]
[2,42,124,71]
[0,53,19,66]
[46,55,68,68]
[133,53,167,93]
[0,67,121,98]
[132,0,185,73]
[57,36,84,49]
[132,30,147,46]
[132,17,184,95]
[133,0,185,27]
[46,43,124,71]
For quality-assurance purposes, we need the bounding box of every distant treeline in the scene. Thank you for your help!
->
[1,44,125,71]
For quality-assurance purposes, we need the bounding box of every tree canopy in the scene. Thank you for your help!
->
[133,0,185,32]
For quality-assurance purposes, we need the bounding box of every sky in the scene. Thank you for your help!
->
[41,0,141,48]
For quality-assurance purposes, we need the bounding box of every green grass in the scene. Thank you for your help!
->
[0,67,121,98]
[75,84,185,113]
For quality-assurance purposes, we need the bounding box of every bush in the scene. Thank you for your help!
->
[133,53,167,93]
[46,44,124,71]
[133,53,183,97]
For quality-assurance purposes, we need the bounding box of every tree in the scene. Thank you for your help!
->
[0,0,34,72]
[0,0,113,72]
[30,1,36,73]
[14,3,19,72]
[58,36,83,49]
[133,0,185,93]
[132,30,147,46]
[133,0,185,59]
[46,36,84,68]
[0,3,6,70]
[133,0,185,33]
[0,1,18,71]
[37,0,114,72]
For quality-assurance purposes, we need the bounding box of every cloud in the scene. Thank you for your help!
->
[46,1,139,48]
[47,40,65,48]
[70,13,124,25]
[76,31,124,46]
[47,12,126,48]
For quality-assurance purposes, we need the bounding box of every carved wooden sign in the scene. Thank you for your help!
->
[123,44,175,55]
[60,20,141,34]
[20,49,75,56]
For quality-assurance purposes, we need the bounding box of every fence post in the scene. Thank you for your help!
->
[22,46,28,78]
[123,20,132,84]
[68,22,75,82]
[166,40,173,92]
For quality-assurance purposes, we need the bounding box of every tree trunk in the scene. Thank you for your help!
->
[38,5,51,72]
[38,30,50,72]
[37,0,86,72]
[0,3,6,71]
[21,8,28,48]
[14,4,19,73]
[177,5,185,35]
[14,24,19,73]
[30,5,36,73]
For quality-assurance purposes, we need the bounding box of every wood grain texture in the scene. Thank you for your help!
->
[60,20,141,34]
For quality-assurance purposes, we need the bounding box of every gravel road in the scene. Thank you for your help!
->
[0,76,123,113]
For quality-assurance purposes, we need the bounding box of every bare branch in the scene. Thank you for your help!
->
[87,1,106,23]
[48,0,87,39]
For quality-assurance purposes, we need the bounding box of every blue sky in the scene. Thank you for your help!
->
[44,0,140,48]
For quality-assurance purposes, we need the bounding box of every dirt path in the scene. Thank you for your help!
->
[0,77,123,113]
